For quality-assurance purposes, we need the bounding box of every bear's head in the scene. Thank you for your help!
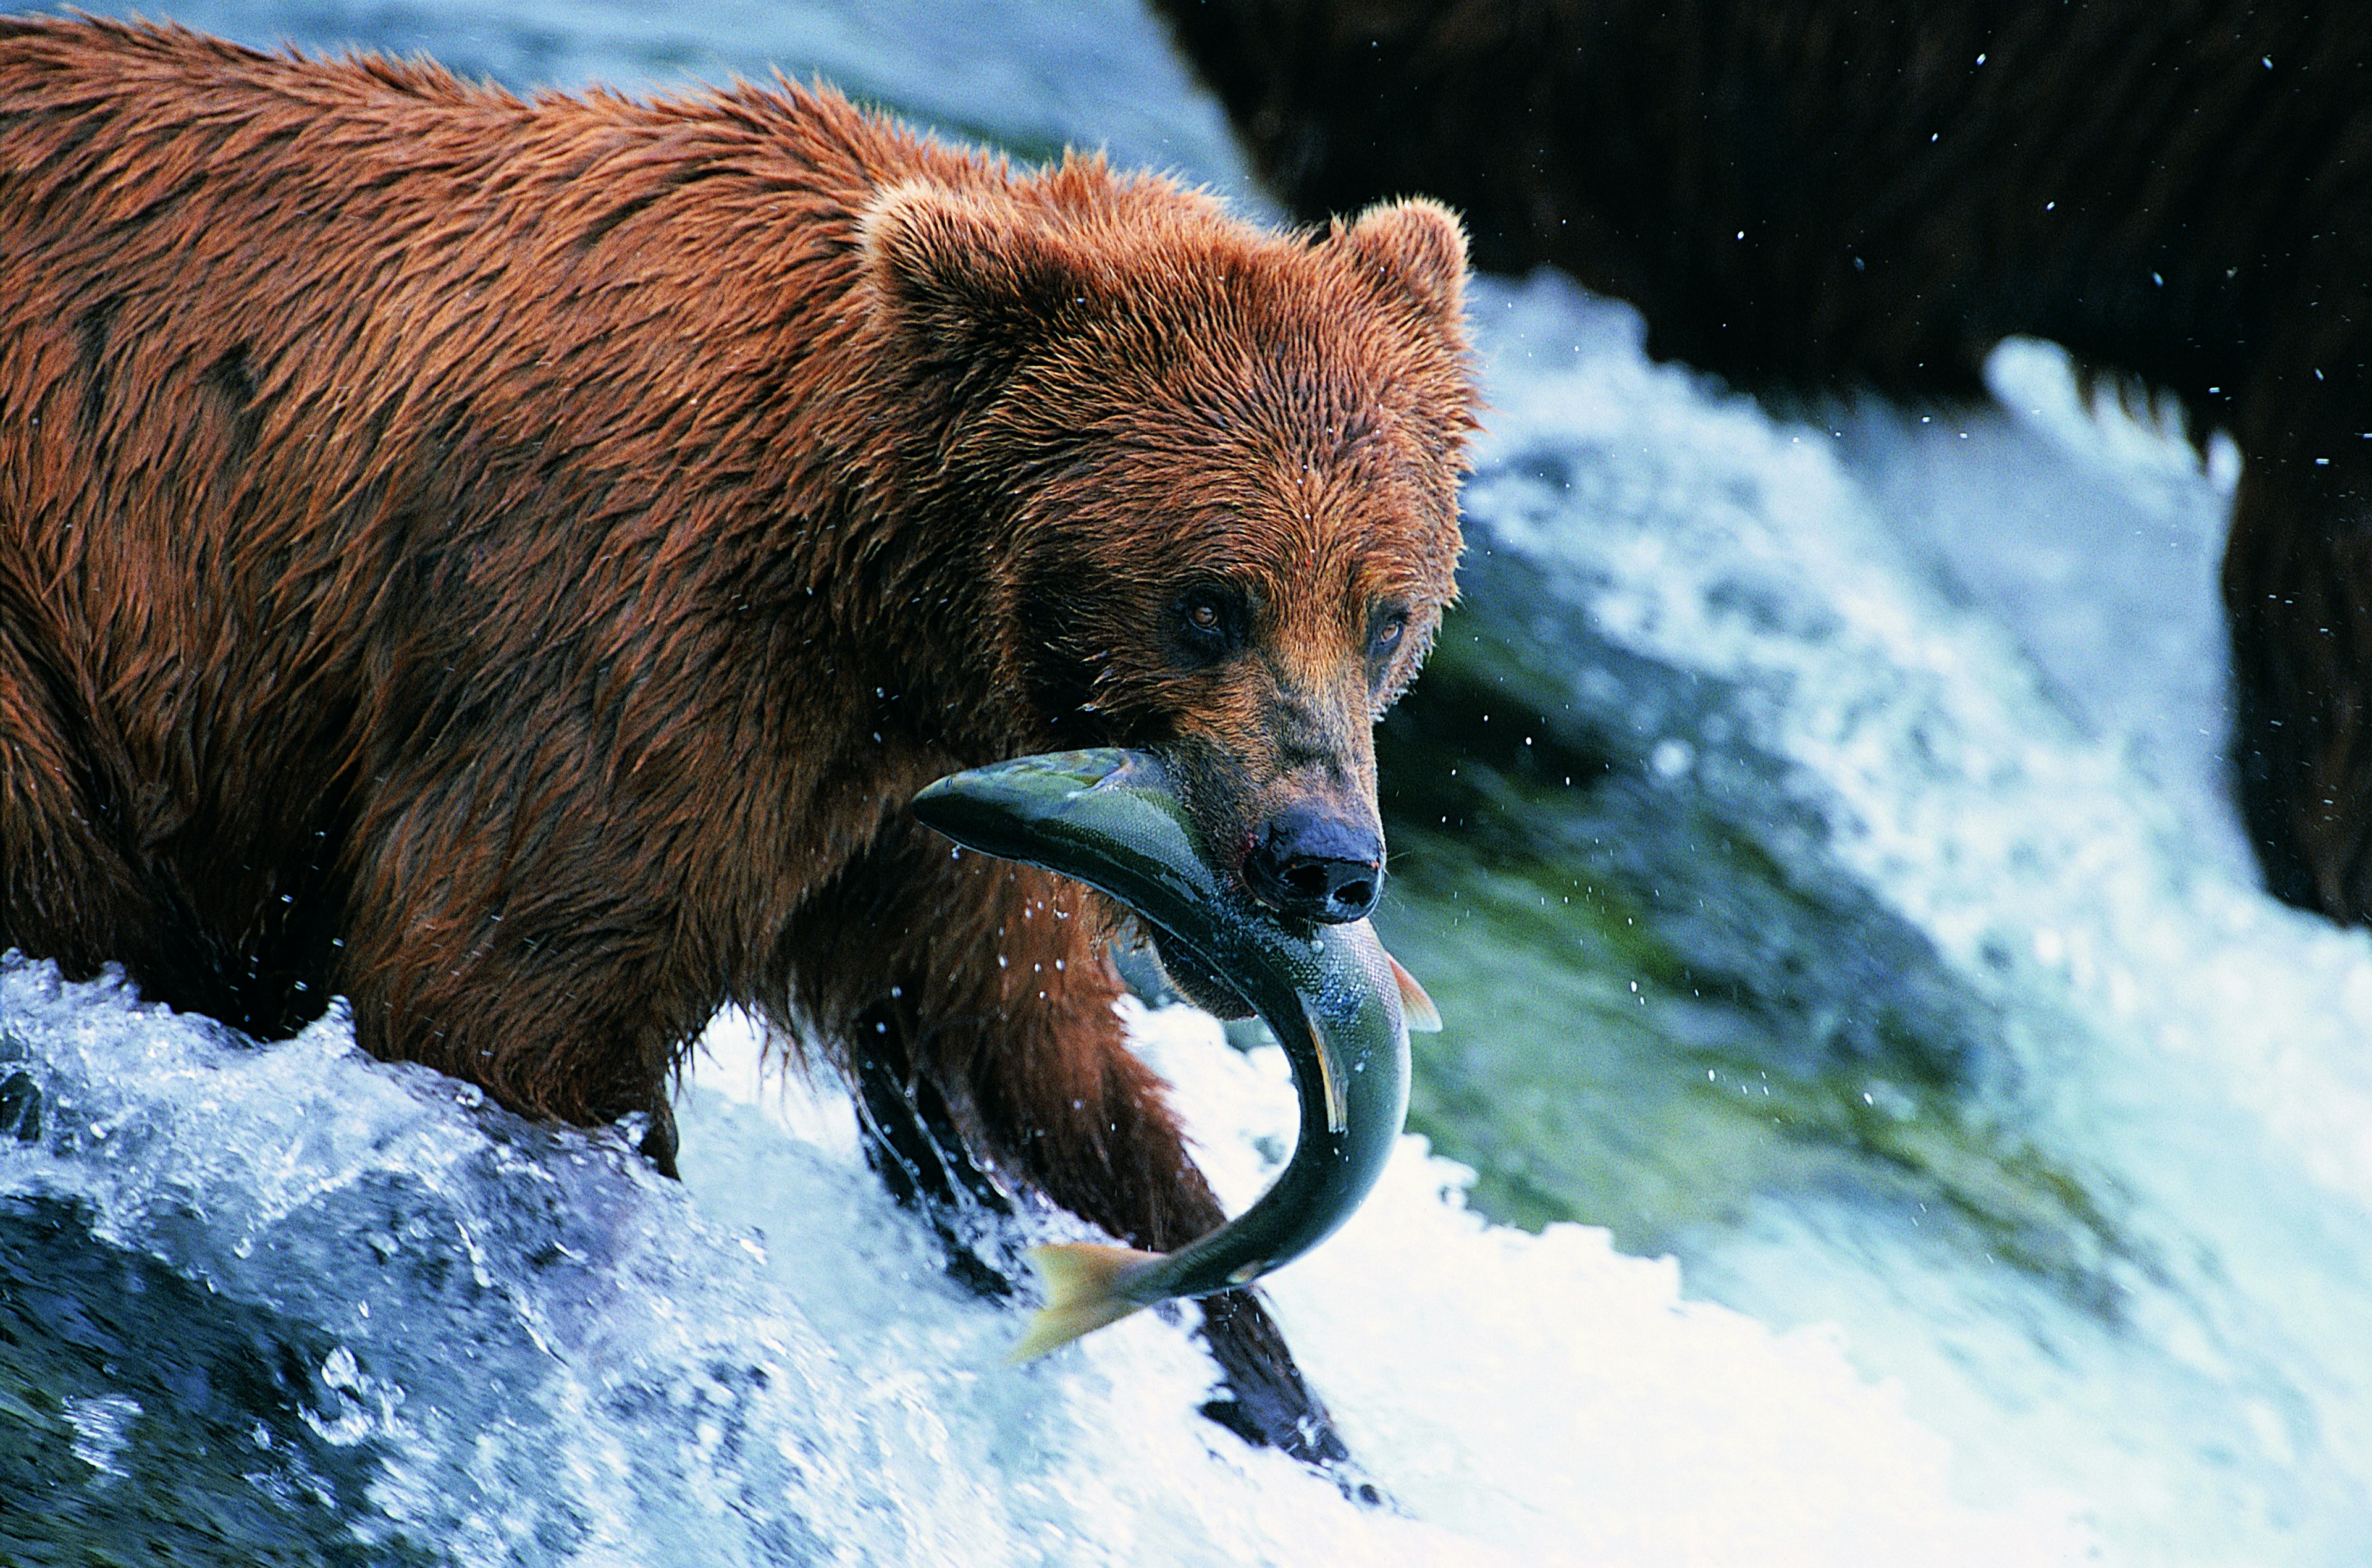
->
[863,164,1476,946]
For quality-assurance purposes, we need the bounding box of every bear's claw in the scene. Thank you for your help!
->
[1195,1287,1382,1503]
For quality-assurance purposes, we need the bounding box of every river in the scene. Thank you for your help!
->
[7,2,2368,1562]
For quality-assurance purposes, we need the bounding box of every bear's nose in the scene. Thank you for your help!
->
[1243,805,1385,924]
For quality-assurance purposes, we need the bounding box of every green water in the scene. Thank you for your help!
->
[1373,550,2140,1315]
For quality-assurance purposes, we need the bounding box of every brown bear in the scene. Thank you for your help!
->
[0,16,1477,1465]
[1150,0,2372,924]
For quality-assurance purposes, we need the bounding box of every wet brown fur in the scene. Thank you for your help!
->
[1152,0,2372,922]
[0,15,1476,1448]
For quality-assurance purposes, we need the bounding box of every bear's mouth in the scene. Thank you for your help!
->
[1145,924,1257,1020]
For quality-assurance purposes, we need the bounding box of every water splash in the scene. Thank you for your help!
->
[1442,270,2372,1562]
[0,957,2085,1564]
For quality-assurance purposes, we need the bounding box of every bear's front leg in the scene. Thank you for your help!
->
[784,817,1351,1468]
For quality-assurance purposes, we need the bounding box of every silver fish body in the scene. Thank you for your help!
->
[909,748,1416,1356]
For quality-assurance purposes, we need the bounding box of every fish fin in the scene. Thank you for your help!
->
[1007,1242,1162,1362]
[1387,953,1443,1033]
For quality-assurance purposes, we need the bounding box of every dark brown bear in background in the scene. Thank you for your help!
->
[1152,0,2372,922]
[0,17,1477,1462]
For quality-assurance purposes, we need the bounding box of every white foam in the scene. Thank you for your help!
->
[0,957,2086,1564]
[1460,270,2372,1562]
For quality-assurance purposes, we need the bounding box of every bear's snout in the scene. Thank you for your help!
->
[1242,802,1384,924]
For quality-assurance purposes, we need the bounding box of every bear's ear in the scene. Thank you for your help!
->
[1334,198,1468,329]
[859,180,1093,366]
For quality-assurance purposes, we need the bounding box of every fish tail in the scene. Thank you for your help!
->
[1007,1242,1161,1362]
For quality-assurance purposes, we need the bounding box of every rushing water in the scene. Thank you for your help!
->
[7,2,2372,1563]
[1380,280,2372,1564]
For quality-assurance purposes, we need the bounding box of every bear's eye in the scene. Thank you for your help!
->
[1172,585,1247,666]
[1368,608,1410,664]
